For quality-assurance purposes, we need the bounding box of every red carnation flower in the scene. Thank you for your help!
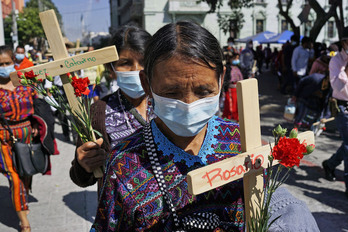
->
[17,71,25,79]
[24,70,38,80]
[71,76,90,97]
[272,137,307,168]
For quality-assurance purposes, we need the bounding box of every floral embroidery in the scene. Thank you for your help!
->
[152,116,219,167]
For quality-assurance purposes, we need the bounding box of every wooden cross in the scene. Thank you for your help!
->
[10,10,119,178]
[187,78,315,228]
[68,39,89,55]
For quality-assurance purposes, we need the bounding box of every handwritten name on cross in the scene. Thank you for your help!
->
[187,78,315,228]
[10,10,119,178]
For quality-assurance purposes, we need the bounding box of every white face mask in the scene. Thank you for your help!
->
[111,64,145,99]
[151,89,220,137]
[0,65,15,78]
[115,70,145,99]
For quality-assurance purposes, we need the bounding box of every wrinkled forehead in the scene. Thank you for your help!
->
[154,55,218,78]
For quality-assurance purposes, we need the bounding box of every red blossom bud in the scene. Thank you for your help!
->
[289,128,298,138]
[66,72,73,80]
[45,73,53,82]
[305,144,315,155]
[17,71,25,79]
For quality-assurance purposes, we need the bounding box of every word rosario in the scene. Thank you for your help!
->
[202,154,264,187]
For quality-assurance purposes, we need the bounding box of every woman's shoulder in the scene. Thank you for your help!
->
[107,127,146,165]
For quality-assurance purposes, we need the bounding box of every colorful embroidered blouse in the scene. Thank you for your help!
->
[105,89,154,150]
[92,116,245,231]
[0,86,37,121]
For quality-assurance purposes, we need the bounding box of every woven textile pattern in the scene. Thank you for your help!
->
[105,89,155,150]
[0,86,37,121]
[92,116,244,231]
[0,86,36,211]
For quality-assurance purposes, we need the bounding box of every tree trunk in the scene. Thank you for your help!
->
[277,0,300,39]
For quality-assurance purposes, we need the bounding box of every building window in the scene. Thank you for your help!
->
[281,20,288,32]
[281,0,288,3]
[328,21,335,38]
[255,0,264,2]
[256,19,264,34]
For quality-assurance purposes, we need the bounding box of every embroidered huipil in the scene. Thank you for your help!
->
[105,89,152,150]
[92,116,245,231]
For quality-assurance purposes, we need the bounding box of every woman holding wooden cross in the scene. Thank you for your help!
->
[70,26,155,189]
[91,22,319,232]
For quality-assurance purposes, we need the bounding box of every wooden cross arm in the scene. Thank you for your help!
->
[187,131,315,196]
[68,47,89,53]
[9,46,118,87]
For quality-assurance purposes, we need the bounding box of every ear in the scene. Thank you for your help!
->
[140,70,152,98]
[220,66,226,89]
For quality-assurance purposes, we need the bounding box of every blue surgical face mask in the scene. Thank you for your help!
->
[152,91,220,137]
[232,60,240,65]
[15,53,25,61]
[115,70,145,99]
[0,65,15,78]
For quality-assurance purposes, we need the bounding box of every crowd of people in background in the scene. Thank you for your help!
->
[222,31,347,201]
[222,34,336,130]
[1,21,348,232]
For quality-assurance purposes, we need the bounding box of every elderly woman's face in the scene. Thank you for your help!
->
[149,56,221,103]
[0,53,14,67]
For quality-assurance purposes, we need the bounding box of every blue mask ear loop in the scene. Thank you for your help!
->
[111,63,117,73]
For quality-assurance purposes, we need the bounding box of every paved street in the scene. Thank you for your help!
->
[0,70,347,231]
[0,126,97,232]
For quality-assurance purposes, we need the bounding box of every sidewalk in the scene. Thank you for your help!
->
[257,70,348,231]
[0,126,98,232]
[0,70,347,231]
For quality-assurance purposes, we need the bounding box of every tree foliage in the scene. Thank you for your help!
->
[278,0,343,41]
[217,10,245,35]
[25,0,63,28]
[200,0,252,36]
[202,0,345,41]
[4,0,63,47]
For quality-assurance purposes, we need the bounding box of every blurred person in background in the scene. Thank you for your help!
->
[322,28,348,199]
[240,40,255,79]
[14,45,33,71]
[0,45,37,232]
[222,52,243,121]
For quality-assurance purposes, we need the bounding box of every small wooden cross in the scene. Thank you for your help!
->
[187,78,315,228]
[10,10,119,178]
[68,39,89,55]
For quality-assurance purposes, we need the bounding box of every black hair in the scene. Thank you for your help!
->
[227,37,234,43]
[15,45,25,51]
[290,35,299,43]
[110,25,152,57]
[144,21,224,82]
[301,36,311,45]
[0,45,14,59]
